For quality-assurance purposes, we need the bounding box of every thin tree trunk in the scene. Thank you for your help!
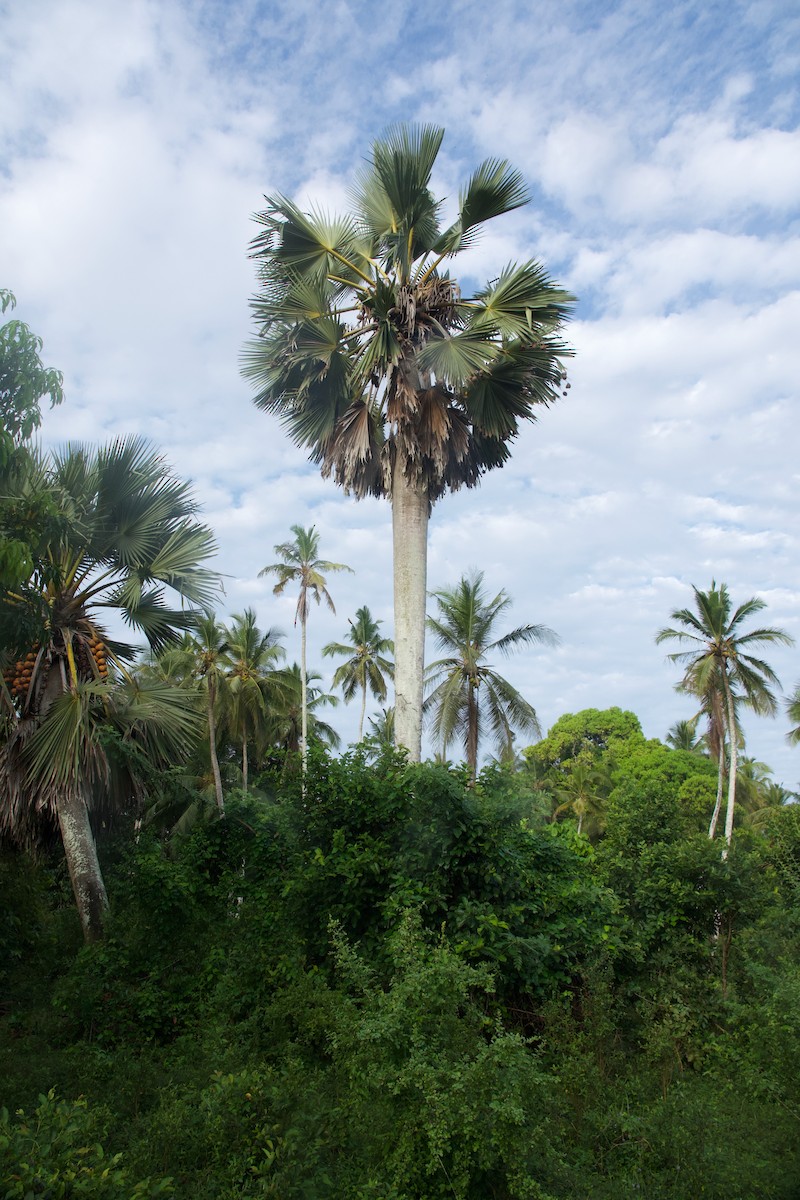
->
[467,681,479,783]
[359,682,367,742]
[300,613,308,775]
[722,667,738,850]
[56,788,108,943]
[391,469,429,761]
[242,737,248,795]
[708,741,725,839]
[207,681,225,814]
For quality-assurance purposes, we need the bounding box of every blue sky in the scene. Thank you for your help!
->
[1,0,798,781]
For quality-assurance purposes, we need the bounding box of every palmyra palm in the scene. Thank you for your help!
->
[243,124,574,760]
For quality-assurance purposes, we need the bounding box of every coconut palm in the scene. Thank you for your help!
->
[365,705,395,753]
[665,717,704,753]
[259,525,351,774]
[159,615,230,815]
[243,124,575,760]
[656,581,793,847]
[424,570,559,781]
[0,436,218,940]
[322,606,394,741]
[552,759,610,840]
[270,664,340,756]
[222,609,286,793]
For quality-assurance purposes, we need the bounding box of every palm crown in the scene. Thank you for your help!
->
[243,124,575,504]
[425,570,559,778]
[322,605,394,740]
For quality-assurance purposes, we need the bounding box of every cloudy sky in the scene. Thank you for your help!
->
[2,0,798,782]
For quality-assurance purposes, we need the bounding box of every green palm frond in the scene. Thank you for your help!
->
[435,159,530,256]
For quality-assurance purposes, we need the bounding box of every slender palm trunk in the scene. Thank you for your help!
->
[57,787,108,943]
[207,681,225,814]
[722,666,738,849]
[708,741,725,839]
[300,613,308,774]
[359,682,367,742]
[466,681,479,783]
[242,737,248,795]
[392,469,429,761]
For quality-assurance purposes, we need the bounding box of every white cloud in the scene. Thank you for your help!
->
[1,0,798,779]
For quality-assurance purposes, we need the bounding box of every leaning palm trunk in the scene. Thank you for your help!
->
[57,785,108,943]
[708,741,726,839]
[300,613,308,774]
[207,683,225,815]
[722,668,738,850]
[359,683,367,742]
[392,469,429,761]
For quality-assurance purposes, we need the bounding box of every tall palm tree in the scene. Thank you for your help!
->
[242,124,575,761]
[222,608,285,792]
[259,525,351,773]
[656,581,793,847]
[322,605,394,741]
[0,437,218,940]
[424,570,559,781]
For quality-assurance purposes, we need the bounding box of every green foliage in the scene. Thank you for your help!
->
[3,750,800,1196]
[0,1091,172,1198]
[0,290,64,442]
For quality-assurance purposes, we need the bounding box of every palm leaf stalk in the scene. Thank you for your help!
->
[424,570,559,782]
[243,124,575,760]
[656,581,793,849]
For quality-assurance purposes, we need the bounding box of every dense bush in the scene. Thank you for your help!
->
[2,752,800,1197]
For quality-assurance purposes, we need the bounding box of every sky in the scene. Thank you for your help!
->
[1,0,799,783]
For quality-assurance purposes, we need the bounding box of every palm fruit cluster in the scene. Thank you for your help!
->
[2,645,40,701]
[87,633,108,678]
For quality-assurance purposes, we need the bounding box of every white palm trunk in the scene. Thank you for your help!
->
[723,668,738,850]
[708,743,725,839]
[300,612,308,774]
[359,682,367,742]
[392,469,429,761]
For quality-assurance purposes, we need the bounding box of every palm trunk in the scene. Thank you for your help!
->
[467,681,479,784]
[207,681,225,814]
[57,787,108,943]
[708,741,725,839]
[300,613,308,774]
[722,667,738,850]
[391,469,429,761]
[359,682,367,742]
[38,662,108,942]
[242,737,248,795]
